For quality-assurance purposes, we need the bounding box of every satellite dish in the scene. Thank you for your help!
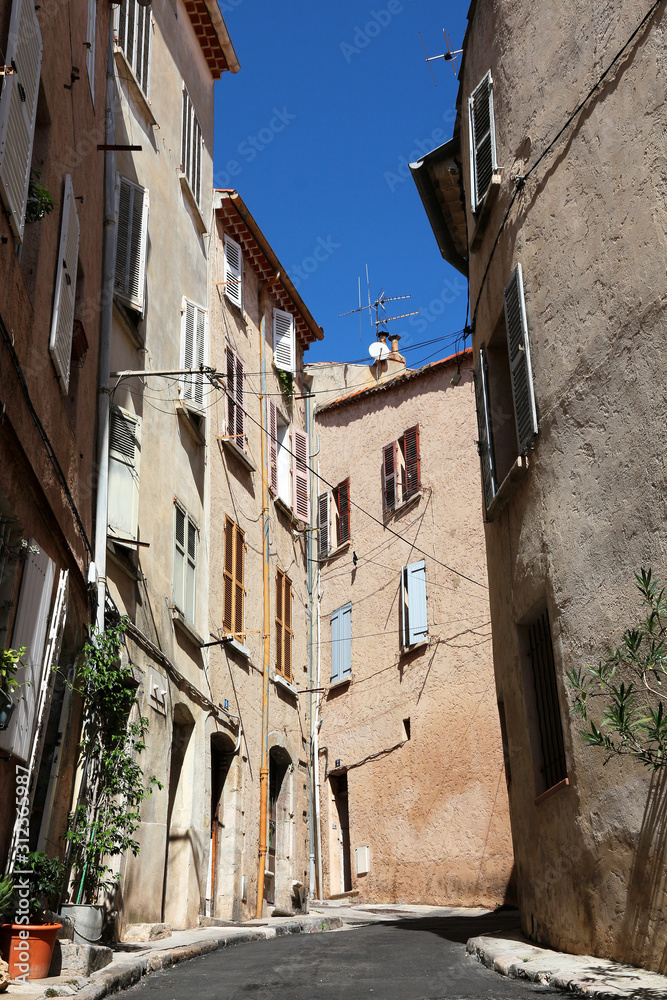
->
[369,341,390,361]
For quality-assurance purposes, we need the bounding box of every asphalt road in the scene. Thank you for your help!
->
[123,913,564,1000]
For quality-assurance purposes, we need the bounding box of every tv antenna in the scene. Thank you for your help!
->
[339,274,419,340]
[419,29,462,85]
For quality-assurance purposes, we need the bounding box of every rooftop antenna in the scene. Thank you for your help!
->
[339,276,420,351]
[419,28,462,84]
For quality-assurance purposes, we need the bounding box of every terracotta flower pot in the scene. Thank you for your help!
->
[0,923,61,980]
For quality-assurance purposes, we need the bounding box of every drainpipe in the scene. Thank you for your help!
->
[93,22,117,632]
[256,273,280,917]
[305,388,318,897]
[313,459,323,899]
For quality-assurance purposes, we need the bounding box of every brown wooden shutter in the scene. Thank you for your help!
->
[283,573,293,681]
[234,523,245,638]
[335,479,350,544]
[402,425,421,499]
[382,442,398,511]
[275,568,283,674]
[269,400,278,493]
[222,516,234,633]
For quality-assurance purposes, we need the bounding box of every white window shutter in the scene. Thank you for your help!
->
[468,70,497,213]
[504,263,538,454]
[273,308,295,374]
[117,0,151,97]
[330,606,341,683]
[185,518,196,624]
[318,492,330,560]
[86,0,96,103]
[405,560,428,646]
[181,300,207,408]
[173,504,186,614]
[0,0,43,241]
[474,347,496,512]
[0,541,55,761]
[223,234,243,309]
[108,406,141,543]
[382,441,399,512]
[268,400,278,492]
[292,427,310,522]
[115,176,148,314]
[225,345,244,449]
[49,175,80,395]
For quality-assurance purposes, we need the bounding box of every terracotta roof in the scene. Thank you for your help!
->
[315,348,472,412]
[183,0,239,79]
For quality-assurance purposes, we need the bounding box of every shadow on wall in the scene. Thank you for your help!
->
[619,768,667,973]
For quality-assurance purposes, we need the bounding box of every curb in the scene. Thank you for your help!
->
[37,917,344,1000]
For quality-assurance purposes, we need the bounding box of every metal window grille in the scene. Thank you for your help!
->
[528,609,566,791]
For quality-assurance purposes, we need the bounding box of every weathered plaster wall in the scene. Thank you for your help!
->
[460,0,667,971]
[309,355,515,906]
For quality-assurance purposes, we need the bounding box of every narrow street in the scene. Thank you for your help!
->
[122,913,561,1000]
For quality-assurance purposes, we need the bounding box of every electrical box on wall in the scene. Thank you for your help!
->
[355,845,370,876]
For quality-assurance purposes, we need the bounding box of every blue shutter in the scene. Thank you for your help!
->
[331,602,352,682]
[406,560,428,646]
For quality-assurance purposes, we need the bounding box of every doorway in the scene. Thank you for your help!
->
[267,749,289,905]
[162,704,195,924]
[330,772,351,894]
[208,733,234,918]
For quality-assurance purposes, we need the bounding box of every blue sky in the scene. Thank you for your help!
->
[213,1,470,366]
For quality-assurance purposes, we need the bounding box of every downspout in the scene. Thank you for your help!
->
[305,388,318,897]
[256,273,280,917]
[94,22,117,632]
[314,458,323,899]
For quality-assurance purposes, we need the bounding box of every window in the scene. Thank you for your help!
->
[222,517,244,640]
[468,70,498,213]
[400,559,428,648]
[108,406,141,544]
[275,569,293,681]
[49,175,80,394]
[181,86,202,206]
[269,403,310,521]
[524,608,567,794]
[180,299,207,409]
[116,0,151,98]
[330,603,351,683]
[474,263,538,513]
[273,308,295,374]
[223,234,242,309]
[86,0,97,103]
[318,479,350,559]
[0,0,43,240]
[115,176,149,314]
[225,345,244,450]
[382,426,420,513]
[173,503,197,624]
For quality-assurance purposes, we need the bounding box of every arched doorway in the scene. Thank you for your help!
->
[207,731,236,918]
[162,703,195,926]
[267,745,292,908]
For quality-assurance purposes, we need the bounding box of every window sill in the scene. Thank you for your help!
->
[177,402,206,446]
[534,776,569,806]
[225,636,251,661]
[320,540,351,563]
[400,638,428,656]
[470,172,502,253]
[179,173,207,234]
[220,436,256,472]
[328,674,352,692]
[113,299,145,348]
[486,454,530,522]
[272,672,298,698]
[172,608,205,647]
[386,489,423,520]
[114,46,157,126]
[274,495,300,524]
[106,541,140,581]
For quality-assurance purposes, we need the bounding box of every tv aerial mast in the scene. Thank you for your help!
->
[419,29,462,85]
[339,268,419,353]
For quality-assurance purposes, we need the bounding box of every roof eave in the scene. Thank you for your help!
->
[410,139,468,278]
[202,0,240,73]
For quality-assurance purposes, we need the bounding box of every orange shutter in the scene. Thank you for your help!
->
[283,573,293,681]
[275,568,283,673]
[234,523,244,638]
[222,516,234,633]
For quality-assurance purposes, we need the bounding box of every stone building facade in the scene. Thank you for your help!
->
[0,0,109,869]
[412,0,667,973]
[307,346,514,906]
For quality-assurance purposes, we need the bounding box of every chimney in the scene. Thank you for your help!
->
[389,333,405,363]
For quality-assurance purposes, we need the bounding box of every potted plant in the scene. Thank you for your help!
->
[61,620,161,943]
[25,171,55,224]
[0,854,63,980]
[0,647,25,731]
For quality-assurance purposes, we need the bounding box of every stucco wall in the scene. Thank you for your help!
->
[460,0,667,971]
[309,355,515,906]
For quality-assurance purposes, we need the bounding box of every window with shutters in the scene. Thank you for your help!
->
[330,603,352,684]
[318,480,351,559]
[520,608,567,796]
[181,86,202,207]
[275,411,291,506]
[275,569,293,681]
[474,264,538,516]
[0,0,43,241]
[225,345,245,450]
[180,299,207,410]
[222,517,245,641]
[173,502,197,625]
[223,234,242,309]
[116,0,151,98]
[86,0,97,103]
[400,560,428,649]
[49,175,80,394]
[382,426,421,513]
[273,308,295,374]
[468,70,498,214]
[115,176,149,314]
[108,406,141,544]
